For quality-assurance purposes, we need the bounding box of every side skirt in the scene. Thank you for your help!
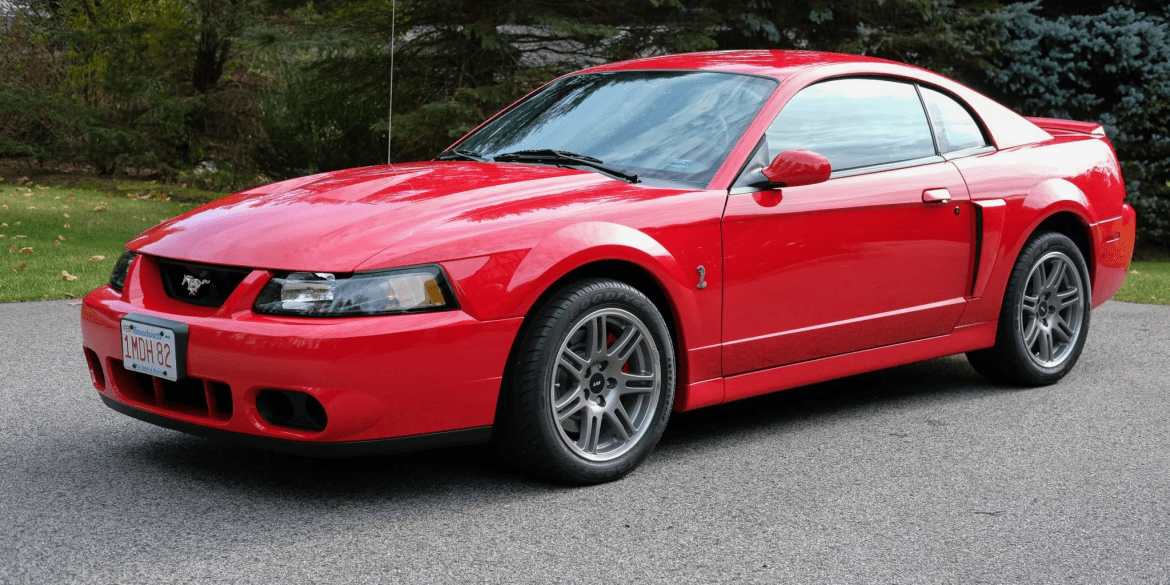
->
[720,320,998,404]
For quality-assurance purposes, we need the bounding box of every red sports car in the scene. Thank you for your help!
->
[81,50,1135,483]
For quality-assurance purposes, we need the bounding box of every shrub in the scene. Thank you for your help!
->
[987,3,1170,247]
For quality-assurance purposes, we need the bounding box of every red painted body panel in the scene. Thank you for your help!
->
[722,161,974,375]
[82,256,521,442]
[81,50,1135,451]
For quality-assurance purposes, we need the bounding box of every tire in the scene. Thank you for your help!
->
[498,278,676,484]
[967,231,1092,386]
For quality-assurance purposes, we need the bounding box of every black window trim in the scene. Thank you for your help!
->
[829,154,946,179]
[729,74,999,192]
[741,76,939,187]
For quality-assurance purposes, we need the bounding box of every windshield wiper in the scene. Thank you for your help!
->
[438,148,487,162]
[494,149,640,184]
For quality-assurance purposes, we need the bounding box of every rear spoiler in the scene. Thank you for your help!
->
[1024,117,1106,137]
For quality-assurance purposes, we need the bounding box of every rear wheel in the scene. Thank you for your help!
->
[967,231,1091,386]
[498,278,675,484]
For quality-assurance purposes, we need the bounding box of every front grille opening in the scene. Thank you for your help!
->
[256,390,327,432]
[84,348,106,390]
[163,377,208,411]
[211,382,233,416]
[110,359,232,421]
[157,259,251,307]
[134,372,157,397]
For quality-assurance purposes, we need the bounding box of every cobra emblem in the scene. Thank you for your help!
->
[181,274,211,296]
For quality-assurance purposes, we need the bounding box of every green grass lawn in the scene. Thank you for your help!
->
[1113,261,1170,306]
[0,182,208,302]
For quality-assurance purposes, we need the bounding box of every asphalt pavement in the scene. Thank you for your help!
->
[1,299,1168,584]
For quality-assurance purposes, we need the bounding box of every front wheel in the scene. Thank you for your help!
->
[498,279,676,484]
[967,231,1091,386]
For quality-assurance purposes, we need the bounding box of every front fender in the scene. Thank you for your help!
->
[441,219,722,389]
[509,222,689,306]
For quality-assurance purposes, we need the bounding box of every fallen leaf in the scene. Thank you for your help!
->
[13,262,27,273]
[1,205,7,210]
[53,240,61,247]
[0,234,4,238]
[38,186,48,190]
[57,235,64,241]
[70,301,83,306]
[66,194,74,201]
[62,205,69,209]
[63,213,70,218]
[92,203,108,212]
[0,223,5,227]
[61,270,78,281]
[53,196,60,200]
[90,254,106,262]
[19,246,33,254]
[26,206,35,209]
[63,224,71,228]
[7,244,14,252]
[13,235,26,239]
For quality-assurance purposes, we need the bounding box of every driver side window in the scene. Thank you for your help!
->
[765,77,937,173]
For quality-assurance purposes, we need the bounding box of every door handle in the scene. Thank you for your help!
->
[922,188,951,203]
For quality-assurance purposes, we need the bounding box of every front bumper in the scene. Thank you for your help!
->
[81,254,523,451]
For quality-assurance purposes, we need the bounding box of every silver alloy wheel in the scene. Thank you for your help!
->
[550,308,662,462]
[1018,250,1086,368]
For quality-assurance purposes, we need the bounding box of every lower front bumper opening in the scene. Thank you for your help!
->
[100,394,493,457]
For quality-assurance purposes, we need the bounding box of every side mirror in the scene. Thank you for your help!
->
[762,150,831,188]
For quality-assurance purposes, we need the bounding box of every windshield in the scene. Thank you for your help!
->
[455,71,778,186]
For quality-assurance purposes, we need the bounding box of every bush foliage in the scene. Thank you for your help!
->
[1,0,1168,246]
[987,3,1170,247]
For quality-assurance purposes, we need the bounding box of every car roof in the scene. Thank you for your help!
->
[579,50,904,81]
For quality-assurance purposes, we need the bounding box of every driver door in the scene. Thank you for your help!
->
[721,77,975,376]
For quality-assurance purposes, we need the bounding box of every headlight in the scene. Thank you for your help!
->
[253,265,457,316]
[109,250,137,291]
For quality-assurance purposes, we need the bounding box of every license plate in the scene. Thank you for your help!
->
[121,315,188,381]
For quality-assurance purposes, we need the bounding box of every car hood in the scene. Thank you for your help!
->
[129,162,631,272]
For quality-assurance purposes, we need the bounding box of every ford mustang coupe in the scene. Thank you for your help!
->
[81,50,1135,483]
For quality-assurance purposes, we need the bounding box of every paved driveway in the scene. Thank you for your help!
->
[2,300,1167,584]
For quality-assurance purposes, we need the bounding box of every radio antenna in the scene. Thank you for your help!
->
[386,0,396,164]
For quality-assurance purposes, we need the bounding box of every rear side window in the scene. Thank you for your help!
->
[765,78,936,172]
[920,86,989,154]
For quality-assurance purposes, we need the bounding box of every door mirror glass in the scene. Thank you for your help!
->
[762,150,831,187]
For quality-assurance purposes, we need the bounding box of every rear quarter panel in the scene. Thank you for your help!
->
[952,135,1131,325]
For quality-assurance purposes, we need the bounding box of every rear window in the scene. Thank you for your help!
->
[920,86,989,154]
